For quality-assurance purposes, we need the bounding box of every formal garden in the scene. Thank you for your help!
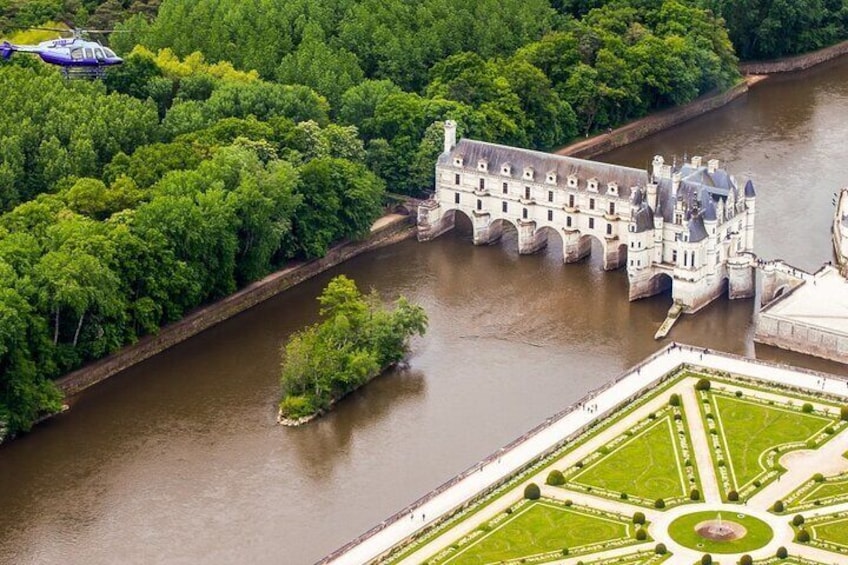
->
[380,366,848,565]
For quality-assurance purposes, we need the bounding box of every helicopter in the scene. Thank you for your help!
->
[1,27,124,79]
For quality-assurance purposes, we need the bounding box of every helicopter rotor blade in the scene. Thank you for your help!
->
[28,26,71,33]
[80,29,132,34]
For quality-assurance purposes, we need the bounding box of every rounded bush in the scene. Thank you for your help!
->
[728,490,739,502]
[633,511,646,525]
[695,378,711,391]
[669,393,680,407]
[620,492,628,500]
[655,543,667,555]
[776,546,788,558]
[796,529,810,543]
[635,528,647,541]
[813,473,825,483]
[802,402,814,413]
[735,390,743,398]
[654,498,666,509]
[701,554,713,565]
[575,461,584,469]
[524,482,541,500]
[792,514,805,526]
[739,555,752,565]
[773,500,785,513]
[690,488,701,501]
[563,499,573,506]
[841,405,848,421]
[560,548,569,556]
[546,469,565,486]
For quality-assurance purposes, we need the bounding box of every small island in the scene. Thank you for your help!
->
[278,275,427,425]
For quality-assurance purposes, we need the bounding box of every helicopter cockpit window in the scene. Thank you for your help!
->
[104,48,116,58]
[94,48,104,60]
[84,48,93,59]
[70,48,83,61]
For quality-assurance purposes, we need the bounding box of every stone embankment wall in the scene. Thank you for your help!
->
[556,80,753,160]
[755,316,848,365]
[57,215,417,396]
[740,39,848,74]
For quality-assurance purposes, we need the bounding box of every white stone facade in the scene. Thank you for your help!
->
[418,121,757,311]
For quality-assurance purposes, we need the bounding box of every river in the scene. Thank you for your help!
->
[2,56,848,565]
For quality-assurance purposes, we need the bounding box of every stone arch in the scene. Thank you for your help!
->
[773,284,791,300]
[441,207,474,234]
[648,272,674,296]
[392,203,411,216]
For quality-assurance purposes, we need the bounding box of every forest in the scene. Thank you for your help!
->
[0,0,846,439]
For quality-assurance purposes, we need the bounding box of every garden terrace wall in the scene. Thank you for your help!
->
[56,215,417,397]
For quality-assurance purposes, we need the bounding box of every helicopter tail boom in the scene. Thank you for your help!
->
[1,41,12,60]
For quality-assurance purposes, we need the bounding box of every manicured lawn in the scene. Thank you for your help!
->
[571,416,687,501]
[441,501,632,564]
[799,479,848,505]
[810,516,848,550]
[711,396,832,488]
[667,511,773,553]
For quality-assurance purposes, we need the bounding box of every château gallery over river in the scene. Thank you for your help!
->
[2,56,848,565]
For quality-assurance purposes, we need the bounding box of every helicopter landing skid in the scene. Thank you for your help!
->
[61,66,107,80]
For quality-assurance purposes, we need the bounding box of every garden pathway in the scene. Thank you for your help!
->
[680,384,722,504]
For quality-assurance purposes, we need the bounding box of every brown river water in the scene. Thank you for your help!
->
[2,56,848,565]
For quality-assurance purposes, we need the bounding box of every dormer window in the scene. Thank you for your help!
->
[607,182,618,196]
[546,171,557,184]
[567,175,577,188]
[477,159,488,173]
[501,163,512,176]
[588,178,598,192]
[523,167,535,181]
[454,156,464,167]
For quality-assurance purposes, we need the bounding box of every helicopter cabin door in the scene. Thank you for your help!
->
[94,47,105,63]
[70,47,83,62]
[84,47,94,62]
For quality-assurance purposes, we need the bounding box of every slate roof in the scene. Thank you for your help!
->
[440,139,649,198]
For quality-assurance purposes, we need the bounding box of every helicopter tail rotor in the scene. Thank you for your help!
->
[1,41,13,60]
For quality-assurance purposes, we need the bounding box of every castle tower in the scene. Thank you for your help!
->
[443,120,457,154]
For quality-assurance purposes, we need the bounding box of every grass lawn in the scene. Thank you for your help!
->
[667,511,773,554]
[711,395,832,488]
[571,416,687,501]
[440,501,632,564]
[799,479,848,505]
[810,516,848,551]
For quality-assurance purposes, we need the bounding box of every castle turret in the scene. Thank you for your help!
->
[443,120,457,154]
[744,180,756,252]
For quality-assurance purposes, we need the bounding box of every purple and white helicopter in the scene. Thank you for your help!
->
[1,27,124,79]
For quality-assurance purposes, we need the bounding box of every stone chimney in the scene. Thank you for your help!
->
[691,155,702,168]
[708,159,719,173]
[444,120,457,154]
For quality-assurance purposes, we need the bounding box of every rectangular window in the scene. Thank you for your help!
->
[502,201,508,213]
[672,249,678,263]
[454,192,460,204]
[609,202,615,215]
[524,186,531,200]
[589,218,595,229]
[502,182,508,194]
[568,194,575,208]
[547,210,553,221]
[479,178,485,190]
[606,223,612,235]
[547,191,554,202]
[589,198,595,210]
[522,208,528,219]
[476,199,482,210]
[455,173,460,185]
[566,216,572,227]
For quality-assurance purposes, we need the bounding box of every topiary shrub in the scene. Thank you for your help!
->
[739,555,753,565]
[728,490,739,501]
[773,500,785,513]
[813,473,825,483]
[560,548,569,556]
[669,393,680,407]
[620,492,628,500]
[633,511,646,525]
[735,390,743,397]
[524,482,541,500]
[802,402,814,413]
[655,543,667,555]
[654,498,665,509]
[690,488,701,501]
[796,529,810,543]
[695,378,711,391]
[776,546,788,558]
[635,528,647,541]
[793,514,805,526]
[841,405,848,421]
[546,469,565,486]
[701,554,712,565]
[575,461,584,469]
[563,499,572,506]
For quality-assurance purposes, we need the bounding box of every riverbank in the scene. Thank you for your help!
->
[56,213,417,398]
[739,39,848,74]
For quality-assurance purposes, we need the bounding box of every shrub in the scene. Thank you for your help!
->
[505,507,513,514]
[546,469,565,486]
[633,511,646,525]
[648,412,656,420]
[753,480,761,487]
[654,498,665,509]
[278,394,315,419]
[575,461,584,469]
[701,554,712,565]
[826,426,835,434]
[560,548,569,556]
[655,543,667,555]
[735,390,743,397]
[635,528,647,541]
[563,499,573,506]
[793,514,805,526]
[620,492,629,500]
[598,446,610,455]
[802,402,814,413]
[695,378,711,391]
[690,488,701,501]
[841,405,848,421]
[674,413,682,421]
[728,490,739,501]
[773,500,785,513]
[776,546,788,558]
[739,555,752,565]
[669,393,680,407]
[524,483,541,500]
[796,529,810,542]
[813,473,825,482]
